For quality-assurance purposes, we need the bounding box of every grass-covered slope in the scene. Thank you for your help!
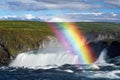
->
[0,20,120,65]
[0,21,54,56]
[0,21,54,64]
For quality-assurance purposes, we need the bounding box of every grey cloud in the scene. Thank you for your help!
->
[0,0,120,22]
[4,0,48,11]
[104,0,120,7]
[0,1,9,9]
[0,0,119,11]
[34,11,120,22]
[55,12,120,22]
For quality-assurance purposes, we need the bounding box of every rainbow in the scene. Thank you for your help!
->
[48,22,96,64]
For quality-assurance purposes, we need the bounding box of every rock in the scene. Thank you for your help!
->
[84,32,120,42]
[89,41,108,58]
[107,41,120,58]
[0,44,10,65]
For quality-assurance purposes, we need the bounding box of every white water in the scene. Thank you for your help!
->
[9,47,79,68]
[88,70,120,79]
[7,46,120,79]
[9,45,110,68]
[94,48,107,65]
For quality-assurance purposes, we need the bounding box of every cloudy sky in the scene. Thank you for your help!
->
[0,0,120,22]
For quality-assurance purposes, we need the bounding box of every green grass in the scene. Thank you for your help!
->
[0,20,120,32]
[0,20,49,28]
[0,20,54,55]
[76,22,120,33]
[0,29,53,55]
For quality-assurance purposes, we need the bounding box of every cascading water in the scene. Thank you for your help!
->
[9,47,109,69]
[7,39,120,80]
[94,48,110,66]
[9,47,79,68]
[9,36,112,69]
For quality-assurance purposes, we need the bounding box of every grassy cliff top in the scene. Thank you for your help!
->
[76,22,120,32]
[0,20,120,33]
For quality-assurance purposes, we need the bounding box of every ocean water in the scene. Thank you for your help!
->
[0,47,120,80]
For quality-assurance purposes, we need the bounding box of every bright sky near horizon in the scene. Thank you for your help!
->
[0,0,120,22]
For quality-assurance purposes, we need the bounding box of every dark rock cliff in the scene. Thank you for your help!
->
[84,32,120,42]
[0,32,120,65]
[107,41,120,58]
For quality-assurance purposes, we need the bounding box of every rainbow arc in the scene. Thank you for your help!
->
[48,22,96,64]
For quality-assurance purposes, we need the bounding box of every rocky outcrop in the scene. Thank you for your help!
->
[0,31,120,65]
[89,41,108,58]
[107,41,120,58]
[88,40,120,66]
[84,32,120,42]
[89,40,120,58]
[0,43,10,65]
[0,35,60,65]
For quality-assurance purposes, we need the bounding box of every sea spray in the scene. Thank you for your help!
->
[94,48,108,65]
[9,47,79,68]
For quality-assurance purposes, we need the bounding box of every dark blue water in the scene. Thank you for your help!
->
[1,48,120,80]
[0,64,120,80]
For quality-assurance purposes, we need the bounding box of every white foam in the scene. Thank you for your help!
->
[9,47,79,68]
[89,70,120,79]
[64,69,74,73]
[94,48,107,64]
[89,64,100,70]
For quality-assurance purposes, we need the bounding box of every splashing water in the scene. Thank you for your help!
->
[9,47,79,68]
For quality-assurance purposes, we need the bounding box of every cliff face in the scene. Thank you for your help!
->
[84,32,120,42]
[0,21,120,65]
[0,31,120,65]
[0,28,54,65]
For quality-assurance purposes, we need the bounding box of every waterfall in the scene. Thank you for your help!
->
[94,48,108,65]
[9,47,79,68]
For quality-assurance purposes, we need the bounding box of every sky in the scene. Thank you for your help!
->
[0,0,120,22]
